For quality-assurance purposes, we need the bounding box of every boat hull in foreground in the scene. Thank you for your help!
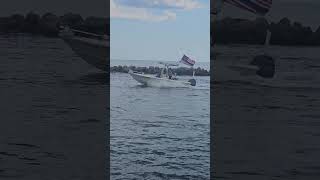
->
[63,37,109,71]
[129,71,193,88]
[59,27,109,71]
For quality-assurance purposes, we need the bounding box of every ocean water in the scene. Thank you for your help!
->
[0,34,107,179]
[3,34,320,179]
[213,45,320,87]
[213,45,320,180]
[110,72,210,179]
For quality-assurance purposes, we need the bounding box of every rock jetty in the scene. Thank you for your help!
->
[111,66,210,76]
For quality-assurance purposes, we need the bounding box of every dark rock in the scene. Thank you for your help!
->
[278,17,291,27]
[111,65,209,76]
[250,55,275,78]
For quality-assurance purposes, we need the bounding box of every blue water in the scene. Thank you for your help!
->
[110,71,210,179]
[213,44,320,180]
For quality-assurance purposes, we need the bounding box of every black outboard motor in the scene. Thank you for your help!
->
[188,79,196,86]
[250,54,275,78]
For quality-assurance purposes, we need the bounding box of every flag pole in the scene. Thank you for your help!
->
[262,14,272,55]
[178,48,184,63]
[192,67,195,77]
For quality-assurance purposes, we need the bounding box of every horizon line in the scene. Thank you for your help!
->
[110,58,210,62]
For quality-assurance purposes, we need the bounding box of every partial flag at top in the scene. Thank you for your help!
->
[180,55,195,66]
[224,0,272,16]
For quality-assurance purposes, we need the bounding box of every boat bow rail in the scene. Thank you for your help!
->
[59,26,109,71]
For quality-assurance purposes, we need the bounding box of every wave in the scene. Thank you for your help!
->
[213,79,320,90]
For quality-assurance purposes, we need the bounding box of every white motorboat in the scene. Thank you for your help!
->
[59,26,109,71]
[129,62,196,88]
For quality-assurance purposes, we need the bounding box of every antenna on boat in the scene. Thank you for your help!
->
[265,29,271,47]
[178,48,184,62]
[263,14,272,53]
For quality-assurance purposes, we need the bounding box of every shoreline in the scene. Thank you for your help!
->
[212,17,320,46]
[110,65,210,76]
[0,12,109,37]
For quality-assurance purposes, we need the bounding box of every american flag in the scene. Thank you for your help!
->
[180,55,195,66]
[224,0,272,16]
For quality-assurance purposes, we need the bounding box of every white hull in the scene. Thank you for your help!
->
[129,71,192,88]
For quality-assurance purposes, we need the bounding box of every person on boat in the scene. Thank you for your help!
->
[173,73,178,80]
[168,68,173,79]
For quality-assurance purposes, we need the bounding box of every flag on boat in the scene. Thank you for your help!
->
[224,0,272,16]
[180,55,195,66]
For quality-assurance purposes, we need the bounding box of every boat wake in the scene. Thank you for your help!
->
[214,77,320,90]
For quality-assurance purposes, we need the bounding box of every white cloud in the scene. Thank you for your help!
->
[111,0,202,22]
[161,0,202,10]
[116,0,202,10]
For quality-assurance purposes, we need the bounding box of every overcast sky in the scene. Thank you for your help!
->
[111,0,210,62]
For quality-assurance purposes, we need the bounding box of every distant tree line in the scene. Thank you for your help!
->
[2,12,318,46]
[212,17,320,46]
[0,12,109,37]
[111,65,210,76]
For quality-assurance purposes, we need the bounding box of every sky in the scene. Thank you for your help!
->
[110,0,210,62]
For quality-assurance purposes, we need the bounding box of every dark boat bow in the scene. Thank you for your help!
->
[59,27,109,71]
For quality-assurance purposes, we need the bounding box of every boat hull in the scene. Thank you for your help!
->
[129,71,192,88]
[62,37,109,71]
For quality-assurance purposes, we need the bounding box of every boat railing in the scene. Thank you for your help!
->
[59,25,109,40]
[158,62,179,67]
[69,28,109,40]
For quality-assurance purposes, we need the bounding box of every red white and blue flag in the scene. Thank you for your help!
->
[180,55,195,66]
[224,0,272,16]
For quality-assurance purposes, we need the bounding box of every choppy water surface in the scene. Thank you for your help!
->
[0,34,107,179]
[111,72,210,179]
[213,45,320,180]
